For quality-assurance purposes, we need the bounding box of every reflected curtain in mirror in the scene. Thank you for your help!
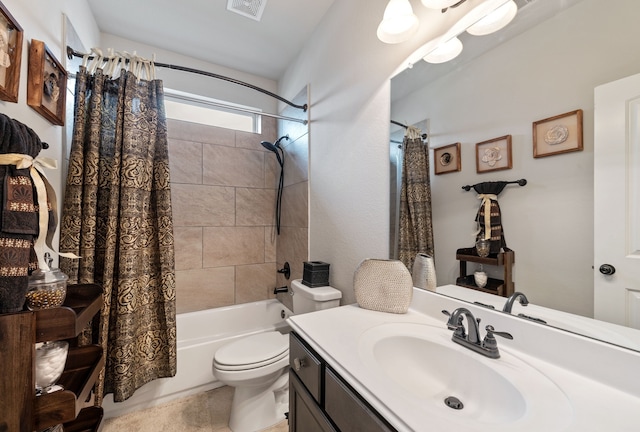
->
[59,66,177,403]
[398,127,434,272]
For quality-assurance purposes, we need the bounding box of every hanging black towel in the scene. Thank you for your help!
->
[0,113,45,313]
[472,181,508,254]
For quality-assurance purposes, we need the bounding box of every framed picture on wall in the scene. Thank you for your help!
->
[532,109,583,158]
[476,135,512,173]
[0,1,23,103]
[433,143,461,175]
[27,39,68,126]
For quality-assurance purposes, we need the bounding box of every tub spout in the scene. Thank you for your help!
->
[273,286,288,295]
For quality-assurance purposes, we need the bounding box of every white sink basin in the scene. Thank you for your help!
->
[358,322,573,430]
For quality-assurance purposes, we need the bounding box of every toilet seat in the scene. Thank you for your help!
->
[214,332,289,371]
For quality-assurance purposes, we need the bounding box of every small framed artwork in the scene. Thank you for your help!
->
[476,135,512,174]
[433,143,461,175]
[0,1,23,103]
[27,39,68,126]
[533,109,583,158]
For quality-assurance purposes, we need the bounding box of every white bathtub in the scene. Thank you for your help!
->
[102,299,292,419]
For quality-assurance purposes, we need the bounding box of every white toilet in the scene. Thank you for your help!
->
[212,279,342,432]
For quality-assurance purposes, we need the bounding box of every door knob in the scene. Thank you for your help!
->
[599,264,616,275]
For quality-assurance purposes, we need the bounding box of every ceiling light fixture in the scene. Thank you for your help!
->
[388,0,518,69]
[423,36,463,63]
[420,0,463,9]
[466,0,517,36]
[377,0,420,44]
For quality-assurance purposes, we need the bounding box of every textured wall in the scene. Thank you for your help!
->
[168,117,279,313]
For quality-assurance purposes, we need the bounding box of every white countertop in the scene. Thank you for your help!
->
[288,287,640,431]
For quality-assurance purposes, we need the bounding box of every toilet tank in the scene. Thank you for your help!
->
[291,279,342,314]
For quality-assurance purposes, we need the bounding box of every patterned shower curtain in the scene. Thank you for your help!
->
[59,65,176,403]
[398,127,434,271]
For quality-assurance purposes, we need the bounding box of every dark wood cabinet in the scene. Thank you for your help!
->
[456,247,515,297]
[289,372,335,432]
[289,332,395,432]
[0,284,104,432]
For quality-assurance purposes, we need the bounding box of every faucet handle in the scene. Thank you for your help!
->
[482,325,513,358]
[484,325,513,340]
[442,310,466,338]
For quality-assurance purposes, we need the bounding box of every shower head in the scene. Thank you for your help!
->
[261,140,278,152]
[261,140,283,167]
[260,135,289,167]
[260,135,290,236]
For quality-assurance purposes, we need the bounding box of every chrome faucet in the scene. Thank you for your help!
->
[443,308,513,359]
[445,307,481,344]
[502,292,529,313]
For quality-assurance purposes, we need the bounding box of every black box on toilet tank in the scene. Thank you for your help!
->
[302,261,330,288]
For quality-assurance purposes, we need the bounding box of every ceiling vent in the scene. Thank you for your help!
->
[226,0,267,21]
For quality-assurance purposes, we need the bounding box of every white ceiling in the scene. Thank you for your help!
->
[86,0,336,80]
[86,0,585,88]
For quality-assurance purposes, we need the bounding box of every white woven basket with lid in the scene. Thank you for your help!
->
[353,258,413,314]
[412,253,437,291]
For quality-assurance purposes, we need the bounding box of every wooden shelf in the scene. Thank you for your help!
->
[34,284,103,342]
[456,275,506,296]
[0,283,104,431]
[0,312,35,432]
[456,247,514,265]
[456,247,515,298]
[64,406,104,432]
[34,345,104,431]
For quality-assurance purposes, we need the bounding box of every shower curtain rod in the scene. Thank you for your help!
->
[390,119,427,140]
[66,46,308,125]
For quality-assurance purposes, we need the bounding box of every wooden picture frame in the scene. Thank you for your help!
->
[433,142,461,175]
[27,39,67,126]
[533,109,583,158]
[0,1,23,103]
[476,135,512,173]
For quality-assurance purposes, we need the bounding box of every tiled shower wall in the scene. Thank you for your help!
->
[167,117,280,314]
[274,132,310,310]
[274,89,310,311]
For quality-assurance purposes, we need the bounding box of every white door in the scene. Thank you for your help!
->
[594,73,640,328]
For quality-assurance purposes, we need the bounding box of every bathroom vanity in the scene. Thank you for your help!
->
[289,331,394,431]
[287,287,640,431]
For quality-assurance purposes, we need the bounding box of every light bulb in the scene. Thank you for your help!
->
[420,0,463,9]
[377,0,419,44]
[423,37,463,63]
[467,0,517,36]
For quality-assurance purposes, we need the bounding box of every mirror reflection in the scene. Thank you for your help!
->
[390,0,640,351]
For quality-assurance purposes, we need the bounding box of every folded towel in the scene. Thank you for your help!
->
[0,113,45,313]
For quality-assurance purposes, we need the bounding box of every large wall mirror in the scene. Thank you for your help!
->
[390,0,640,351]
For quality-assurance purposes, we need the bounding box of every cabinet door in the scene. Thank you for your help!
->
[289,371,335,432]
[324,368,396,432]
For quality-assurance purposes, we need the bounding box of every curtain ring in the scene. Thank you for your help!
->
[88,47,103,74]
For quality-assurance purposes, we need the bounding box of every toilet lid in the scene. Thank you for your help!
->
[215,332,288,368]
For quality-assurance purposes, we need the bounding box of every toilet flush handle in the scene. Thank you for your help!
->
[293,357,306,371]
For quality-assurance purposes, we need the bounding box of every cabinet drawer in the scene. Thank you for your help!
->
[325,368,396,432]
[290,332,322,403]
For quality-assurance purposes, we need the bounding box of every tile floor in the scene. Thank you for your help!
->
[100,386,288,432]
